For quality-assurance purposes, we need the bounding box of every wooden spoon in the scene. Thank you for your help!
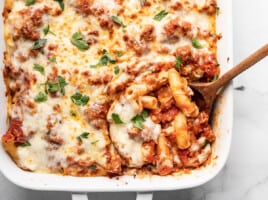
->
[189,44,268,116]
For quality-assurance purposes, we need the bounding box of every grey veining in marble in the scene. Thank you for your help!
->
[1,0,268,199]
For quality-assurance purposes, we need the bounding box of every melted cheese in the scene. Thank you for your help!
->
[3,0,218,175]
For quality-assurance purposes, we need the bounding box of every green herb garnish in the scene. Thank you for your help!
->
[202,140,210,148]
[91,140,99,145]
[99,49,116,66]
[191,38,203,49]
[54,0,64,11]
[46,81,60,93]
[153,10,168,21]
[43,25,56,36]
[111,15,126,28]
[71,92,90,106]
[70,110,77,117]
[89,165,97,170]
[46,76,67,95]
[112,113,124,124]
[76,132,90,142]
[131,110,149,130]
[19,141,31,147]
[46,130,51,135]
[58,75,68,95]
[34,92,47,102]
[26,0,35,6]
[116,50,123,57]
[33,63,45,75]
[175,57,182,71]
[216,7,220,16]
[49,57,57,63]
[71,32,89,51]
[90,64,98,68]
[114,65,120,74]
[33,38,47,50]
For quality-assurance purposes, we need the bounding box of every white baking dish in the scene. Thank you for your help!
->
[0,1,233,199]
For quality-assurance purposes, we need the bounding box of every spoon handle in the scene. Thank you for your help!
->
[213,44,268,90]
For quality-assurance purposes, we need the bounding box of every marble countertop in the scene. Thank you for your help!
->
[1,0,268,199]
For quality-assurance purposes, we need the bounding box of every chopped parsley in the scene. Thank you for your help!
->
[90,64,98,68]
[216,7,220,16]
[112,113,124,124]
[54,0,64,11]
[58,76,68,95]
[175,57,182,71]
[71,92,90,106]
[91,140,99,145]
[70,110,77,117]
[116,50,123,57]
[202,140,210,148]
[76,132,90,142]
[46,76,67,95]
[114,65,120,74]
[191,38,203,49]
[99,49,116,66]
[71,32,89,51]
[153,10,168,21]
[33,63,45,75]
[89,165,97,170]
[26,0,35,6]
[111,15,126,28]
[43,25,56,36]
[49,57,57,63]
[19,141,31,147]
[46,130,51,135]
[131,110,149,130]
[34,92,47,102]
[46,81,60,93]
[33,38,47,50]
[91,49,116,67]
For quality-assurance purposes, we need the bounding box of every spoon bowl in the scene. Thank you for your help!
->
[189,44,268,117]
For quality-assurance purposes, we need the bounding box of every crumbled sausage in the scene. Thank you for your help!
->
[75,0,94,15]
[140,25,155,42]
[84,102,109,120]
[123,35,148,55]
[174,45,192,63]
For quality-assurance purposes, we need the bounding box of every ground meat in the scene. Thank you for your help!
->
[174,45,192,63]
[20,23,40,41]
[162,18,180,43]
[75,0,94,15]
[140,25,155,42]
[2,119,27,144]
[123,35,148,55]
[170,2,183,10]
[87,73,113,84]
[151,106,179,124]
[84,102,109,120]
[202,0,217,15]
[99,15,114,30]
[164,18,179,36]
[187,111,215,142]
[14,8,48,41]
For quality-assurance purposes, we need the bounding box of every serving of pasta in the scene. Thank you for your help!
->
[1,0,220,177]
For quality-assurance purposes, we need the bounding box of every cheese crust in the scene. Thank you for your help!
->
[2,0,219,176]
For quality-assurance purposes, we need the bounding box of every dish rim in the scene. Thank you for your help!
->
[0,0,233,192]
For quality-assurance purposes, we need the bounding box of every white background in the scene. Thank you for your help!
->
[1,0,268,199]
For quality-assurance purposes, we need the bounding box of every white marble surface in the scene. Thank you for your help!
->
[1,0,268,199]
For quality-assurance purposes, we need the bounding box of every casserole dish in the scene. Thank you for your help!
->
[0,0,233,199]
